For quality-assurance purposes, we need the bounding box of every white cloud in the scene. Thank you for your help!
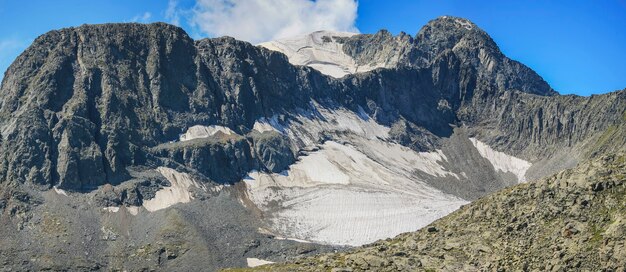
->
[186,0,359,44]
[166,0,181,26]
[130,12,152,23]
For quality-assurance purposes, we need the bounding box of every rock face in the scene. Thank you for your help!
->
[239,153,626,271]
[0,23,325,190]
[335,16,556,97]
[0,16,624,271]
[0,17,622,192]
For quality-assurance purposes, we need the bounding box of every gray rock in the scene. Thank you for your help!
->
[250,131,295,173]
[0,16,624,272]
[1,18,623,193]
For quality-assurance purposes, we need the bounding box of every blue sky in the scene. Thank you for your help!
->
[0,0,625,96]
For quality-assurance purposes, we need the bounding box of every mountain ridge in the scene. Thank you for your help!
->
[0,17,623,270]
[259,16,557,97]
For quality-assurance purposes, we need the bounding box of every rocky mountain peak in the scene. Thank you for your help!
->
[258,16,556,96]
[413,16,557,96]
[0,18,624,271]
[416,16,497,56]
[1,22,195,117]
[0,22,316,190]
[422,16,482,34]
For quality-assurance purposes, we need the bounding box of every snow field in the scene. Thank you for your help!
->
[259,31,392,78]
[469,138,531,182]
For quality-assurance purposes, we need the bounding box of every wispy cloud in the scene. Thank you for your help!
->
[130,12,152,23]
[166,0,182,26]
[169,0,359,44]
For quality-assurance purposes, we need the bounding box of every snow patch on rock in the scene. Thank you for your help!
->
[244,102,466,246]
[179,125,236,141]
[470,138,531,182]
[254,102,390,150]
[246,258,274,267]
[142,167,203,212]
[210,184,226,193]
[103,207,120,213]
[259,31,391,78]
[103,205,140,215]
[274,236,312,243]
[53,186,68,196]
[252,119,279,133]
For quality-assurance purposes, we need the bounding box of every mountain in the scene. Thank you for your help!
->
[239,153,626,271]
[0,16,623,270]
[261,17,556,96]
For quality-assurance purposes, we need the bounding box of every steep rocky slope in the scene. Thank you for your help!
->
[1,17,621,193]
[0,16,624,270]
[0,22,327,190]
[234,153,626,271]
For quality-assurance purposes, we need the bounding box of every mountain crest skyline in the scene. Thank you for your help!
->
[0,12,623,271]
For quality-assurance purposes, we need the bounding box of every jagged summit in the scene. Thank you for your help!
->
[259,16,556,96]
[258,17,486,79]
[7,18,554,96]
[426,15,481,31]
[417,15,496,55]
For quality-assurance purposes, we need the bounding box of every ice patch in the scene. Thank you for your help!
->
[245,140,467,246]
[244,102,465,246]
[246,258,274,267]
[256,102,390,150]
[103,207,120,213]
[142,167,203,212]
[252,119,278,133]
[272,188,463,246]
[179,125,236,141]
[278,148,350,186]
[274,236,312,243]
[53,186,68,196]
[259,31,392,78]
[210,184,225,193]
[359,140,458,179]
[470,138,532,182]
[103,206,140,215]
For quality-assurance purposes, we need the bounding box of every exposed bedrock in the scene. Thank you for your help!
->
[0,15,624,271]
[1,18,623,192]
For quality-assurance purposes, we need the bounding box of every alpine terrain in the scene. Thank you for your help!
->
[239,153,626,271]
[0,16,624,271]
